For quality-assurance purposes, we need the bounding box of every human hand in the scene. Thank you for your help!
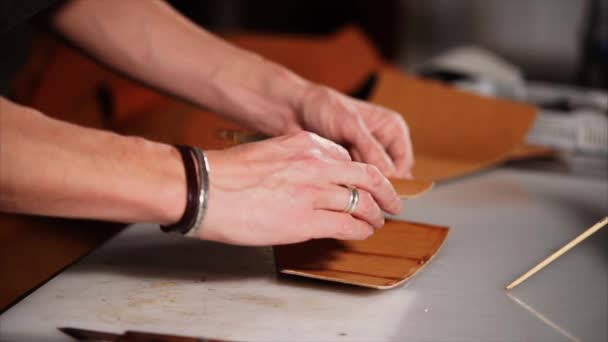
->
[197,131,401,246]
[293,85,414,178]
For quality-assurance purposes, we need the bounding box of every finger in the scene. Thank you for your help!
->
[322,160,402,214]
[346,120,396,176]
[373,114,415,178]
[309,211,374,240]
[387,139,414,178]
[313,186,384,228]
[350,147,363,163]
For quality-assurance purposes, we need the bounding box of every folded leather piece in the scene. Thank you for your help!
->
[389,178,434,198]
[274,220,449,289]
[369,66,538,181]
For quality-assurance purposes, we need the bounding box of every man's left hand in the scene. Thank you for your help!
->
[293,85,414,178]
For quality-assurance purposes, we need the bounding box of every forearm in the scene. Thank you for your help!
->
[0,97,185,224]
[51,0,309,136]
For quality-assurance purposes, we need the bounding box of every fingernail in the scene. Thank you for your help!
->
[393,199,403,213]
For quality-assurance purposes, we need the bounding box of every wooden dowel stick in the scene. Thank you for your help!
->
[506,217,608,290]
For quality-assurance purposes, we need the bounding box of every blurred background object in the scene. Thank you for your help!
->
[579,0,608,88]
[165,0,607,88]
[168,0,403,60]
[401,0,593,85]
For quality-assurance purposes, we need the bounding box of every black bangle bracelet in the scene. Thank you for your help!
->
[161,144,200,234]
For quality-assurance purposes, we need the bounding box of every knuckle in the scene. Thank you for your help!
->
[333,217,353,240]
[334,144,350,156]
[310,85,333,101]
[299,151,330,177]
[300,148,324,160]
[335,144,351,160]
[357,192,375,216]
[322,140,350,161]
[293,131,320,145]
[284,131,303,140]
[296,130,312,140]
[365,163,384,187]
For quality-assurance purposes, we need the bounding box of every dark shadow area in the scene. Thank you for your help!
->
[69,236,275,283]
[349,72,378,101]
[274,238,347,270]
[67,232,385,297]
[275,273,380,297]
[168,0,402,61]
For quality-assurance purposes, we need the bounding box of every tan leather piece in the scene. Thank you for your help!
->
[0,213,122,311]
[369,66,538,181]
[274,220,449,289]
[389,178,434,198]
[225,26,381,93]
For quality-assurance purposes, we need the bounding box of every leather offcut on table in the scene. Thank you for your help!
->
[274,220,449,289]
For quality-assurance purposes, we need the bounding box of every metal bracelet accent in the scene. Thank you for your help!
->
[185,147,210,237]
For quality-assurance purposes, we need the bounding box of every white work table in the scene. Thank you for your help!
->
[1,165,607,342]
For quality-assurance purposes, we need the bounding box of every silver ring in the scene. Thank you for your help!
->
[343,187,359,214]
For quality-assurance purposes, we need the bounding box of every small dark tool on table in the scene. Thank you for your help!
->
[59,327,233,342]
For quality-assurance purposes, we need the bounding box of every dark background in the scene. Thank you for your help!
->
[2,0,607,94]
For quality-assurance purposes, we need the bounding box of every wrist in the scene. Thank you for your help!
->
[157,144,188,225]
[262,60,312,135]
[124,138,186,226]
[199,53,312,137]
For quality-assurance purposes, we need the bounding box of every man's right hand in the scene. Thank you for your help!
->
[198,131,402,246]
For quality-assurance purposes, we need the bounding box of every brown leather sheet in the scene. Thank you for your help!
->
[274,220,449,289]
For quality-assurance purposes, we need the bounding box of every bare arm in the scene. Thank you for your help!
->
[0,97,185,224]
[51,0,414,177]
[51,0,306,137]
[0,97,400,245]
